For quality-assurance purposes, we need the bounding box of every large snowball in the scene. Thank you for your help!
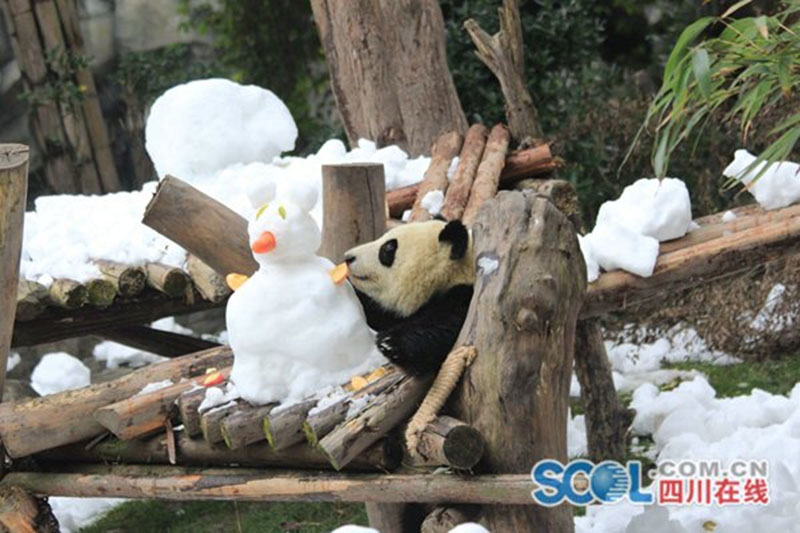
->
[724,149,800,210]
[31,352,91,396]
[596,178,692,242]
[145,78,298,181]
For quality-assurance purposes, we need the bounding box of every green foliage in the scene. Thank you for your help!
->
[666,357,800,397]
[177,0,341,153]
[79,499,368,532]
[642,0,800,182]
[19,46,90,110]
[114,44,222,105]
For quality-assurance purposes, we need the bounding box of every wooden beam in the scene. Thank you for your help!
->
[409,131,463,222]
[98,325,220,357]
[441,124,488,221]
[142,176,257,277]
[0,346,232,458]
[3,466,537,505]
[462,124,510,226]
[0,144,29,401]
[11,289,223,348]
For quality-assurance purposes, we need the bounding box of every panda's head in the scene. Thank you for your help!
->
[344,220,474,317]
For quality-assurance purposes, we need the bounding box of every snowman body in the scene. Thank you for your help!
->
[226,182,377,405]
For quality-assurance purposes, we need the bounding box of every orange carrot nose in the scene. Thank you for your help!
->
[252,231,276,254]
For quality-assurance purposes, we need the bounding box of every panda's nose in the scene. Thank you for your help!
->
[344,254,356,265]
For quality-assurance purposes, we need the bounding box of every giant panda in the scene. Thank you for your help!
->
[344,219,475,375]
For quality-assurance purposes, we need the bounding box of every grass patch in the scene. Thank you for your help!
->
[664,357,800,398]
[79,500,367,533]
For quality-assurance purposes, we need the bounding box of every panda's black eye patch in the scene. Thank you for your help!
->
[379,239,398,267]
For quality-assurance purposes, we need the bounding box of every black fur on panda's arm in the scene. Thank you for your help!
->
[375,284,473,375]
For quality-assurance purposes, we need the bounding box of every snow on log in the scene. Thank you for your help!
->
[93,260,147,298]
[583,208,800,317]
[441,124,488,221]
[0,346,233,458]
[3,465,535,504]
[38,433,402,472]
[409,131,463,222]
[462,125,511,226]
[93,367,231,440]
[318,374,432,471]
[142,175,258,277]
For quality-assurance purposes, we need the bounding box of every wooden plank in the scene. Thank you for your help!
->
[3,466,537,505]
[0,144,29,401]
[0,346,232,458]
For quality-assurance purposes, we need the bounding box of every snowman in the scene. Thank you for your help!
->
[225,179,378,405]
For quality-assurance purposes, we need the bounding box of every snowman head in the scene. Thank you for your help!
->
[247,180,320,264]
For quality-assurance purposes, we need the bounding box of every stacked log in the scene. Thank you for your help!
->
[408,132,464,222]
[462,125,511,225]
[441,125,489,221]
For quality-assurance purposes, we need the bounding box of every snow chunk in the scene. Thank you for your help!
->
[6,352,20,372]
[49,497,124,533]
[577,234,599,282]
[199,382,240,413]
[449,524,490,533]
[401,209,412,222]
[568,409,587,458]
[724,149,800,210]
[586,223,659,278]
[421,190,444,216]
[93,341,167,369]
[145,78,297,181]
[136,379,174,396]
[447,157,460,180]
[31,352,90,396]
[330,527,379,533]
[477,256,499,276]
[721,210,737,222]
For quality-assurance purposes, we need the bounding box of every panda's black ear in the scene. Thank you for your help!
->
[438,220,469,260]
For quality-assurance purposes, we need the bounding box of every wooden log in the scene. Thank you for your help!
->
[414,416,484,470]
[93,368,231,440]
[93,260,146,298]
[200,401,241,445]
[142,176,257,277]
[0,486,59,533]
[515,178,584,230]
[1,144,29,399]
[0,346,233,458]
[145,262,189,298]
[99,325,219,357]
[464,0,544,143]
[582,212,800,318]
[462,125,511,226]
[451,191,585,531]
[409,131,464,222]
[15,280,48,322]
[365,503,409,533]
[441,125,488,221]
[319,163,387,262]
[575,320,634,463]
[421,507,478,533]
[386,145,557,218]
[177,387,207,438]
[318,374,432,471]
[264,399,317,451]
[4,465,536,504]
[85,278,116,308]
[303,369,403,447]
[38,433,403,472]
[11,291,223,348]
[185,255,230,303]
[47,278,87,309]
[220,403,276,450]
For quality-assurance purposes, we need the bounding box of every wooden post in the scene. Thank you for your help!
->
[319,163,387,262]
[0,144,29,401]
[451,191,585,531]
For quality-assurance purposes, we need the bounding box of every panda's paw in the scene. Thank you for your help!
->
[376,332,405,365]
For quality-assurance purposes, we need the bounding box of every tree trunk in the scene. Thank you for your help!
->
[310,0,468,156]
[451,191,584,532]
[0,144,29,401]
[1,0,119,194]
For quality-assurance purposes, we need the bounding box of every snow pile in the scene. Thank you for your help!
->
[421,189,445,216]
[567,409,588,457]
[198,382,240,413]
[724,149,800,210]
[93,341,166,369]
[580,178,692,282]
[30,352,90,396]
[49,497,124,533]
[145,79,298,180]
[226,181,381,404]
[6,352,20,372]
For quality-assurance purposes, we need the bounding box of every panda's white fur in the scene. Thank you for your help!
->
[345,220,474,317]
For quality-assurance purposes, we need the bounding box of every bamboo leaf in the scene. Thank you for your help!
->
[776,55,793,96]
[664,17,714,82]
[754,15,769,38]
[653,129,670,178]
[692,48,712,98]
[721,0,753,19]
